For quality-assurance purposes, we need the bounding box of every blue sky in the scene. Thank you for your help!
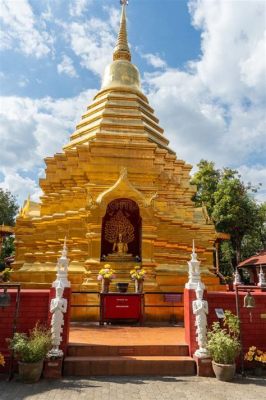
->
[0,0,266,205]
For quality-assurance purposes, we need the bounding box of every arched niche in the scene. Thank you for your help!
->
[100,198,142,261]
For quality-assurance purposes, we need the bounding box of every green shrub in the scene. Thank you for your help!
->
[8,324,52,363]
[207,311,240,364]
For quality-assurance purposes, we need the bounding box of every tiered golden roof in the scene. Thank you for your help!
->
[13,3,221,321]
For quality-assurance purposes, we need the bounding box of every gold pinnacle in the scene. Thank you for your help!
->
[113,0,131,61]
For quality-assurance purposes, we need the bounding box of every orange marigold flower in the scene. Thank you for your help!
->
[0,353,5,367]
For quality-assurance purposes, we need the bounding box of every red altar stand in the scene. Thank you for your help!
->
[99,293,144,325]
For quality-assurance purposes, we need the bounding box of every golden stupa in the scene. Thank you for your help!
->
[12,3,221,321]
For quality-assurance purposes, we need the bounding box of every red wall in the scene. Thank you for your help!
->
[0,290,50,355]
[184,288,197,356]
[207,291,266,352]
[184,288,266,356]
[0,288,71,372]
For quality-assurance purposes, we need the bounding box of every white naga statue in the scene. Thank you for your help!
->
[192,282,209,358]
[49,283,68,357]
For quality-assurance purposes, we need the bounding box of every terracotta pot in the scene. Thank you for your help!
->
[101,278,110,293]
[212,361,236,381]
[18,360,44,383]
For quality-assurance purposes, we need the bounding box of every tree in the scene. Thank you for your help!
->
[212,169,260,265]
[191,160,220,216]
[0,188,19,226]
[0,188,19,269]
[191,160,264,271]
[241,202,266,260]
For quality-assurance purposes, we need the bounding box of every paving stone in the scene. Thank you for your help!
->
[0,375,265,400]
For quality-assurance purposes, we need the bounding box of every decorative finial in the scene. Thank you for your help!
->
[52,238,70,288]
[113,0,131,61]
[185,240,205,290]
[61,236,68,258]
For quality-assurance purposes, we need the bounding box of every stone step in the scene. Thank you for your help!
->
[67,344,189,357]
[63,355,196,376]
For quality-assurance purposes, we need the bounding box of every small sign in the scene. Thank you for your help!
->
[215,308,225,319]
[260,314,266,319]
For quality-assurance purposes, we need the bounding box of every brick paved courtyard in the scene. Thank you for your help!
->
[0,375,265,400]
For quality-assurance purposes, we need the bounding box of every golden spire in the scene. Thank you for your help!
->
[113,1,131,62]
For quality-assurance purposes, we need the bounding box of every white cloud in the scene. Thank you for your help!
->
[0,0,53,58]
[142,53,167,69]
[188,0,266,102]
[69,0,92,17]
[104,6,120,31]
[0,169,42,206]
[237,165,266,204]
[0,89,97,205]
[145,69,227,166]
[57,55,78,78]
[142,1,266,202]
[65,7,119,76]
[240,31,266,94]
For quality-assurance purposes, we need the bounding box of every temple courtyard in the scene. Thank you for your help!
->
[0,375,265,400]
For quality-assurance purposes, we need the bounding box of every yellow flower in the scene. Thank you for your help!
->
[98,267,115,280]
[245,347,266,364]
[130,267,146,280]
[0,353,5,367]
[244,354,253,361]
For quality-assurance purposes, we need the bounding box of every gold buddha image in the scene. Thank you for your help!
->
[113,233,128,255]
[105,209,134,261]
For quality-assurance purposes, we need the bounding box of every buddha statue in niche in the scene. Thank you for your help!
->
[113,233,128,255]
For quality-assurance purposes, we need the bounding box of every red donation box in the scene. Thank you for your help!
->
[100,293,144,325]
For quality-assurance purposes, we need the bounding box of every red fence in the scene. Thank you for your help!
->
[184,288,266,356]
[0,288,71,372]
[207,291,266,351]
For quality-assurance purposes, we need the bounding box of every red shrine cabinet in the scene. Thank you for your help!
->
[99,293,144,325]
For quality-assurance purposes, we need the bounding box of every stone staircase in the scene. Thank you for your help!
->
[63,343,196,376]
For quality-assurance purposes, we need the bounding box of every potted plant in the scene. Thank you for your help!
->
[8,324,52,383]
[97,264,115,293]
[130,266,146,293]
[207,310,240,381]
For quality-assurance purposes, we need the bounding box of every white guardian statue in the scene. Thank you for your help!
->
[192,282,209,358]
[49,282,68,357]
